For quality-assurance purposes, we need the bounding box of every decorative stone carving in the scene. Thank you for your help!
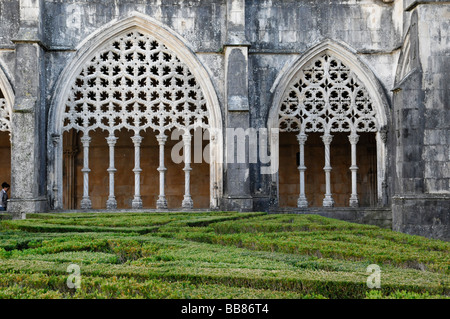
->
[278,53,380,208]
[0,97,11,132]
[296,133,308,208]
[61,29,212,209]
[62,30,210,135]
[279,54,378,134]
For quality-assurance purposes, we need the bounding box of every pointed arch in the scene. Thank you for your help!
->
[0,63,13,204]
[267,39,390,206]
[269,39,389,132]
[48,12,223,210]
[0,63,14,134]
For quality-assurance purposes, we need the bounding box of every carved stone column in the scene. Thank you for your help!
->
[322,133,334,207]
[106,133,117,209]
[348,133,360,207]
[131,134,143,209]
[8,0,47,215]
[297,132,308,208]
[156,133,168,209]
[182,131,193,209]
[80,134,92,209]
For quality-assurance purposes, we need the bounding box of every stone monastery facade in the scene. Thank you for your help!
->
[0,0,448,240]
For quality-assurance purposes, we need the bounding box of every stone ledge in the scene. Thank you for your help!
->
[268,207,393,229]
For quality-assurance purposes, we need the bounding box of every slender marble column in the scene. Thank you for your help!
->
[80,133,92,209]
[182,132,193,209]
[297,132,308,208]
[322,133,334,207]
[106,132,117,209]
[156,133,168,209]
[349,133,360,207]
[131,133,143,209]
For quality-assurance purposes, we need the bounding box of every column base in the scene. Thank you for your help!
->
[297,196,308,208]
[323,196,335,207]
[220,196,253,212]
[7,197,47,215]
[349,197,359,207]
[106,198,117,210]
[132,197,143,209]
[156,197,168,209]
[80,198,92,209]
[182,196,193,209]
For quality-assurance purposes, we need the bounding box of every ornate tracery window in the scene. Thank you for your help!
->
[0,91,11,133]
[278,53,379,207]
[62,30,210,209]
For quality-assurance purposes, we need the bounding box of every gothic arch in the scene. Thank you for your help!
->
[48,13,223,210]
[267,40,390,207]
[0,63,13,204]
[0,63,13,134]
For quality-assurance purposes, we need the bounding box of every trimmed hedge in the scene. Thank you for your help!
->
[0,212,449,299]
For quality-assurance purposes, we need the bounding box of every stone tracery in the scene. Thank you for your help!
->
[278,53,379,207]
[278,54,378,134]
[0,95,11,133]
[63,30,209,135]
[62,30,211,209]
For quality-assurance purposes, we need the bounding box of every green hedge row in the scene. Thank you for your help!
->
[1,212,448,299]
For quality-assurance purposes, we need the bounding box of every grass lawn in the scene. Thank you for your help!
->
[0,211,448,299]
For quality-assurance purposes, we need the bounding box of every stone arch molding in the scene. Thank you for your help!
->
[48,12,223,210]
[0,64,14,134]
[267,39,390,206]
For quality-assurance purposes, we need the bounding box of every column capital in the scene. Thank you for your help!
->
[182,131,192,142]
[321,133,333,145]
[348,133,360,145]
[131,134,143,145]
[157,133,168,144]
[296,132,308,144]
[106,134,117,145]
[80,135,91,145]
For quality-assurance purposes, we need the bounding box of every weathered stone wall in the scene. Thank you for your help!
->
[0,0,447,240]
[392,1,450,240]
[245,0,402,209]
[0,0,19,87]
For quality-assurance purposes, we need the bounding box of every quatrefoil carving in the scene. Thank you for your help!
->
[279,54,378,133]
[63,30,209,134]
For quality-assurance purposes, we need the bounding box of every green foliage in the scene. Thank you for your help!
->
[0,212,448,299]
[365,290,450,299]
